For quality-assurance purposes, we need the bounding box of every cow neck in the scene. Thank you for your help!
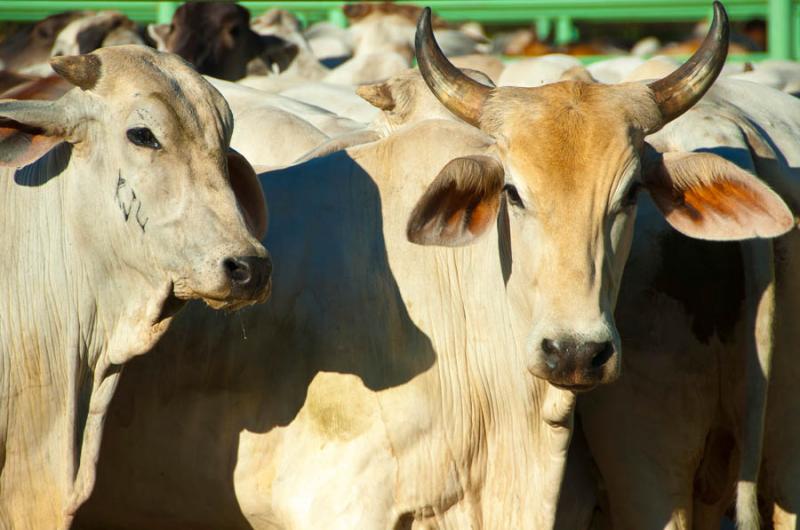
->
[423,215,576,526]
[357,121,577,526]
[0,143,177,524]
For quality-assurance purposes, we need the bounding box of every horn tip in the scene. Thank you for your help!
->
[417,6,432,29]
[712,1,728,25]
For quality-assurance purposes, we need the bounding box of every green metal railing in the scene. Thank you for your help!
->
[0,0,798,59]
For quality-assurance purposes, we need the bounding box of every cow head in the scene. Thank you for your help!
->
[157,2,296,81]
[409,3,794,390]
[0,46,271,311]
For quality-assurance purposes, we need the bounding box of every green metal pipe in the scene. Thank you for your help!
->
[156,2,178,25]
[768,0,794,58]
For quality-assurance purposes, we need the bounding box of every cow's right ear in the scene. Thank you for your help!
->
[407,155,504,246]
[0,100,72,168]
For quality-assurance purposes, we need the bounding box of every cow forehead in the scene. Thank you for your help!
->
[484,82,655,196]
[91,46,234,146]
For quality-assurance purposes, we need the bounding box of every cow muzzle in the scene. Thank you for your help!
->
[222,254,273,302]
[528,335,620,391]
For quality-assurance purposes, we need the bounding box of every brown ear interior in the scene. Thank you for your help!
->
[407,155,504,247]
[0,123,63,168]
[227,150,268,240]
[644,151,795,240]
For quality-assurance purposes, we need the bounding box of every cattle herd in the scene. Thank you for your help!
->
[1,1,800,529]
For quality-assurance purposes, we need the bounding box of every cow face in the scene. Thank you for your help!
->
[408,5,793,391]
[0,46,271,311]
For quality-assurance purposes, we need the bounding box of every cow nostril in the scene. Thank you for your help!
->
[541,338,560,369]
[591,341,614,369]
[541,338,558,356]
[223,257,252,285]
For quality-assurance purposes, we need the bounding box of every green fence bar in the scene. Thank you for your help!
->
[769,0,793,58]
[156,2,178,25]
[554,16,576,45]
[0,0,797,60]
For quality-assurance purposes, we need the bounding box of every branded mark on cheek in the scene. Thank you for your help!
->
[115,169,149,233]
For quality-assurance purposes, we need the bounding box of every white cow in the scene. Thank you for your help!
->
[577,77,800,529]
[207,77,372,168]
[0,45,271,530]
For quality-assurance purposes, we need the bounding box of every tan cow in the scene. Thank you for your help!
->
[0,46,271,530]
[409,4,794,527]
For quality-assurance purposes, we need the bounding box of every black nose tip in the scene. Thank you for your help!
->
[222,256,272,296]
[541,338,615,371]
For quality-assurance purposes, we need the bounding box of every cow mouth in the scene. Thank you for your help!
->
[551,381,599,393]
[172,276,272,311]
[201,277,273,311]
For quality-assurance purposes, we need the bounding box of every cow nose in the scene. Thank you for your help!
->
[222,256,272,296]
[541,338,614,369]
[538,337,616,390]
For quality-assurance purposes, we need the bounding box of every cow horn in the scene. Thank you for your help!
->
[415,7,490,127]
[50,53,102,91]
[648,1,729,127]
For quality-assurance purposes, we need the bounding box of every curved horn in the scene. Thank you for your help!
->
[415,7,490,127]
[648,1,729,127]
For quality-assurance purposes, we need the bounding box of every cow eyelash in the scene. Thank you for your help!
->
[126,127,162,150]
[503,184,525,209]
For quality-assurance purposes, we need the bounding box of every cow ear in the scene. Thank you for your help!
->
[643,150,795,240]
[227,149,268,240]
[407,155,505,246]
[356,81,395,110]
[147,23,170,51]
[0,100,71,168]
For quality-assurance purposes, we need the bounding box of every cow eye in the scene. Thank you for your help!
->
[621,181,641,208]
[504,184,525,209]
[126,127,161,150]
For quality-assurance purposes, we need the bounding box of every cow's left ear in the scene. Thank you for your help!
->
[407,155,504,246]
[643,150,795,240]
[227,149,268,240]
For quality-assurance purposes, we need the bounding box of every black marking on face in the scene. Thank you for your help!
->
[115,169,149,233]
[134,198,149,232]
